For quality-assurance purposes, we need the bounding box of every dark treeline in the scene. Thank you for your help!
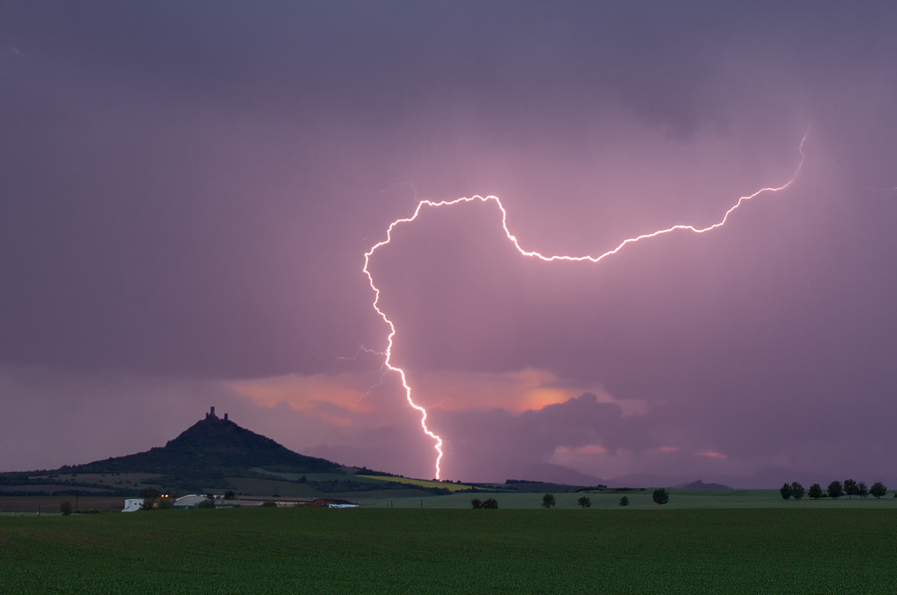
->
[780,480,888,501]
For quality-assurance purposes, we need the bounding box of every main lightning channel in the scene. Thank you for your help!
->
[363,134,807,480]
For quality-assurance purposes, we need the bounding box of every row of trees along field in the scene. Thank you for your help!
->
[780,480,888,500]
[471,490,672,510]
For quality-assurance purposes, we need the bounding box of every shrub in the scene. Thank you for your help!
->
[260,501,277,508]
[619,496,629,507]
[577,496,591,508]
[224,490,236,500]
[652,488,669,505]
[60,501,73,516]
[481,498,498,509]
[541,494,556,509]
[158,497,173,510]
[197,499,216,509]
[470,498,483,509]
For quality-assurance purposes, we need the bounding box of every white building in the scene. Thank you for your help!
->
[122,499,143,513]
[173,494,209,508]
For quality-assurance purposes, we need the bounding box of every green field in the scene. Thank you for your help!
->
[359,488,897,509]
[3,507,896,593]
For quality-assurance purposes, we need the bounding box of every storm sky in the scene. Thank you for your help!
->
[2,1,896,486]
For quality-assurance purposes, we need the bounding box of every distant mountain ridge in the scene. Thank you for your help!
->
[62,407,341,478]
[500,464,825,490]
[675,479,733,490]
[505,464,606,486]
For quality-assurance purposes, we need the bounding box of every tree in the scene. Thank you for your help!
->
[138,487,161,500]
[870,481,887,499]
[482,498,499,509]
[541,493,556,509]
[470,498,483,509]
[577,496,591,508]
[197,499,216,509]
[857,482,868,499]
[224,490,236,500]
[619,496,630,507]
[808,483,823,499]
[790,482,805,501]
[139,487,161,510]
[779,483,793,500]
[60,501,73,516]
[843,479,857,499]
[652,488,669,505]
[827,480,843,499]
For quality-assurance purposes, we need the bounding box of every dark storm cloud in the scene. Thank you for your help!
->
[432,393,630,480]
[1,2,897,482]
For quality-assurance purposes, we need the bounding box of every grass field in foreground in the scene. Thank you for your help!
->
[3,508,897,594]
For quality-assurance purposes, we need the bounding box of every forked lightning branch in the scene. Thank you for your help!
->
[363,134,807,480]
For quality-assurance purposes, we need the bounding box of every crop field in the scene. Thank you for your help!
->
[2,507,896,594]
[360,488,897,509]
[356,475,474,491]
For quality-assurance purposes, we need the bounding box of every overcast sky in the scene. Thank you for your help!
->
[2,1,896,486]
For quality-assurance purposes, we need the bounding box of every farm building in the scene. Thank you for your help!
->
[300,499,359,508]
[172,495,321,508]
[122,499,143,512]
[220,497,315,508]
[173,494,209,508]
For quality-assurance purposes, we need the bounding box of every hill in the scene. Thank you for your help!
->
[47,407,344,491]
[2,408,669,498]
[64,407,340,478]
[1,408,465,498]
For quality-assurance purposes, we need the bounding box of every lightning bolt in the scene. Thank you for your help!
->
[364,133,807,479]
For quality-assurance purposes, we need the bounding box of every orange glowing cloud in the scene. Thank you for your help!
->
[554,444,610,455]
[414,368,647,414]
[227,367,647,433]
[227,372,375,427]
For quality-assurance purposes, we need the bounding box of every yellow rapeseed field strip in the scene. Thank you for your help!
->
[356,475,473,492]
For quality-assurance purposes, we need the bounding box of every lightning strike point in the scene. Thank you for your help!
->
[364,133,808,480]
